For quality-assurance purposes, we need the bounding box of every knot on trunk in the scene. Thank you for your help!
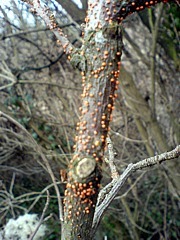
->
[75,157,96,180]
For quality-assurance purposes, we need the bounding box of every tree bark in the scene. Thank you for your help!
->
[22,0,176,239]
[62,1,122,238]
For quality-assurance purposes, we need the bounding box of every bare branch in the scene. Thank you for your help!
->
[93,145,180,232]
[92,163,134,232]
[148,3,164,118]
[106,136,119,179]
[112,0,173,23]
[0,23,75,41]
[22,0,76,55]
[29,190,50,240]
[133,145,180,170]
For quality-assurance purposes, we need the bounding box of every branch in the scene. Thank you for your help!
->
[148,3,164,118]
[112,0,173,23]
[22,0,76,56]
[106,136,119,179]
[0,61,17,90]
[132,145,179,170]
[92,145,180,232]
[16,39,77,75]
[0,24,75,41]
[29,190,50,240]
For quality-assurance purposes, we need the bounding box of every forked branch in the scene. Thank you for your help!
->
[92,145,180,232]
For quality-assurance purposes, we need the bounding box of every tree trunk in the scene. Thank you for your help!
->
[62,1,122,239]
[26,0,177,239]
[61,1,177,238]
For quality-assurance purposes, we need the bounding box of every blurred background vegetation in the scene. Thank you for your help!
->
[0,0,179,239]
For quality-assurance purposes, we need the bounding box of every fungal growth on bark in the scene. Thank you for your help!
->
[21,0,175,239]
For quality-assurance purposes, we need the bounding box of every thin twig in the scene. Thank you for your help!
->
[0,23,76,41]
[148,3,164,118]
[9,173,16,196]
[18,80,81,90]
[29,190,50,240]
[111,129,147,143]
[0,111,64,222]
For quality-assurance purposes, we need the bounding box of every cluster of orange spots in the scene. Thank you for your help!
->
[111,0,170,23]
[85,17,89,23]
[74,105,106,155]
[73,49,121,157]
[72,5,123,161]
[88,2,98,10]
[90,65,108,79]
[49,13,73,54]
[64,182,96,200]
[64,179,100,221]
[48,13,57,30]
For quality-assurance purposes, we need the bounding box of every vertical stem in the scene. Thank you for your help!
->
[121,198,139,240]
[62,1,123,238]
[134,117,154,156]
[148,3,164,118]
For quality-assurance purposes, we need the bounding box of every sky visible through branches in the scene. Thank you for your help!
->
[0,0,82,26]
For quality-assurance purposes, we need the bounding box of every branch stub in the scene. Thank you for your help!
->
[76,157,96,179]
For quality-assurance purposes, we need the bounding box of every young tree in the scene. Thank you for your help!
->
[5,0,179,239]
